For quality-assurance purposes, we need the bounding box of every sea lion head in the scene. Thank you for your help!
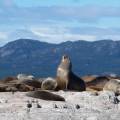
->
[62,55,70,62]
[60,55,72,70]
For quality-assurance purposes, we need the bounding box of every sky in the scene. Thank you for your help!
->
[0,0,120,46]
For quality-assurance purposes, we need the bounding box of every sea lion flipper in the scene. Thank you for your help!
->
[26,90,65,101]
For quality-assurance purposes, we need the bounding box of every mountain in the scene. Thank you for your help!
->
[0,39,120,78]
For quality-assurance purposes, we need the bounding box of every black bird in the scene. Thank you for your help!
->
[54,104,58,108]
[27,101,32,112]
[37,103,42,108]
[63,104,68,109]
[113,97,119,104]
[27,101,32,108]
[75,104,80,109]
[36,100,42,108]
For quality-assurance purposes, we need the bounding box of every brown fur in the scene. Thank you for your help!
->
[1,76,17,83]
[86,76,110,91]
[56,55,86,91]
[26,90,65,101]
[19,79,42,88]
[82,75,97,83]
[14,83,34,92]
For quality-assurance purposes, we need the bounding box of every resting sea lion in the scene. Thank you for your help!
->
[41,77,57,90]
[86,76,110,91]
[103,79,120,95]
[26,90,65,101]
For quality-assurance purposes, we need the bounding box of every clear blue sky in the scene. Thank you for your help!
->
[15,0,120,7]
[0,0,120,45]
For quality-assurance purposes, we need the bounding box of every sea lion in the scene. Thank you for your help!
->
[17,74,42,89]
[26,55,86,101]
[56,55,86,91]
[103,79,120,95]
[82,75,98,83]
[41,77,57,90]
[26,90,65,101]
[86,76,110,91]
[1,76,17,83]
[0,75,42,92]
[0,84,8,92]
[14,83,34,92]
[18,79,42,88]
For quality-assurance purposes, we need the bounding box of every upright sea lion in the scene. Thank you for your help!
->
[40,55,86,91]
[56,55,86,91]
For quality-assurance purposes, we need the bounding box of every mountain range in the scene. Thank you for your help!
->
[0,39,120,79]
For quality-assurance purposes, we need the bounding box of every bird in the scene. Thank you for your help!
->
[113,97,119,104]
[63,104,68,109]
[53,104,58,108]
[26,100,32,112]
[36,100,42,108]
[75,104,80,109]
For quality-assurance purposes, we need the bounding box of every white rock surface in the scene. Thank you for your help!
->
[0,91,120,120]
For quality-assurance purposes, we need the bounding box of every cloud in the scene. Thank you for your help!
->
[0,32,9,46]
[30,26,120,43]
[0,5,120,26]
[0,32,7,39]
[0,29,41,46]
[7,29,41,40]
[1,26,120,46]
[32,31,97,43]
[70,27,120,36]
[96,35,120,40]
